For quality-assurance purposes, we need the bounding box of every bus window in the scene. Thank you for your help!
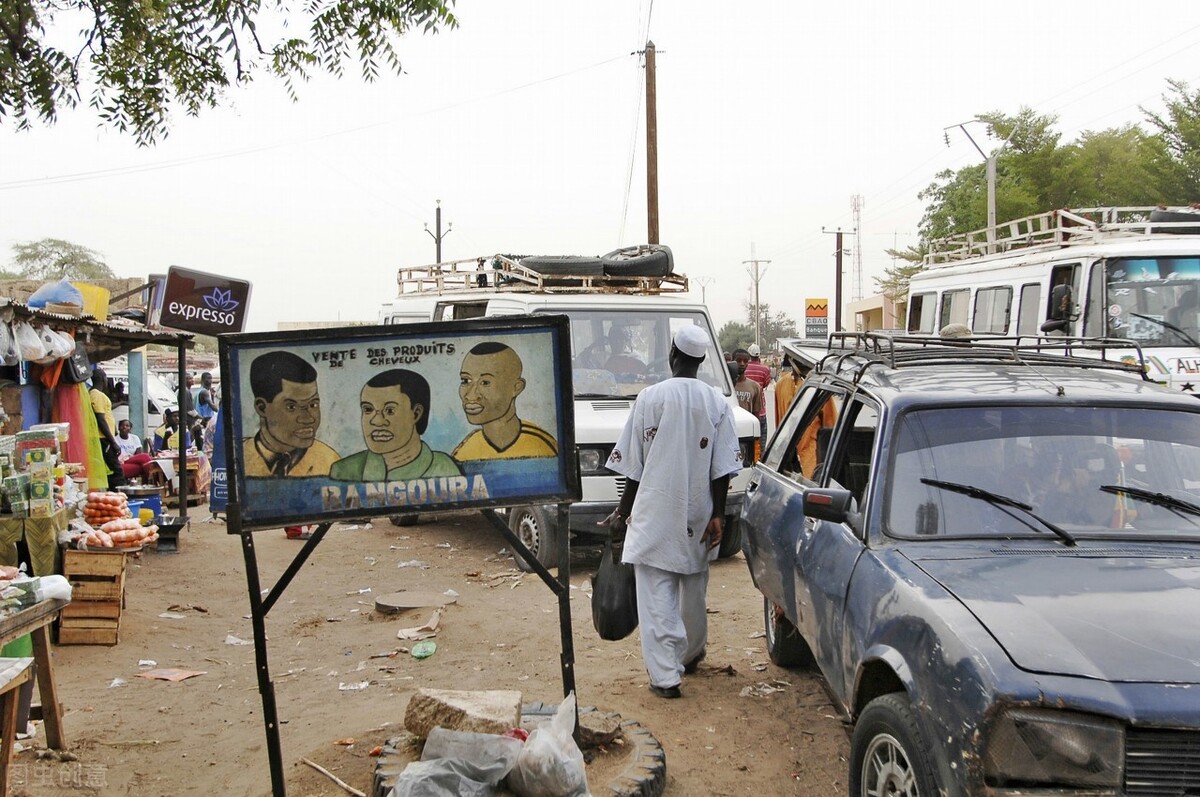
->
[1017,283,1041,335]
[908,292,936,333]
[1044,263,1081,335]
[972,287,1012,334]
[1084,261,1105,336]
[939,289,969,329]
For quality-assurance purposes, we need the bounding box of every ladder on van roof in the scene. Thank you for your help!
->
[395,254,689,296]
[923,206,1200,266]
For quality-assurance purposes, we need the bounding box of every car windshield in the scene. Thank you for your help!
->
[886,405,1200,539]
[562,310,728,399]
[1104,256,1200,346]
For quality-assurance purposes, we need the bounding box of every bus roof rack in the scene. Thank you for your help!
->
[396,254,689,296]
[802,332,1151,384]
[923,206,1200,266]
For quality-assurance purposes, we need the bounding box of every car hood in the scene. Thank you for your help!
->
[913,551,1200,683]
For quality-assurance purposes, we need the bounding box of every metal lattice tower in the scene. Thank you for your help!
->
[851,195,864,302]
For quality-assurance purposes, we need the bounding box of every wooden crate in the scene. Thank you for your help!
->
[59,549,127,645]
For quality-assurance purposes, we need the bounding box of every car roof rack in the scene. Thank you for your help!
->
[396,254,689,296]
[796,332,1150,385]
[923,206,1200,266]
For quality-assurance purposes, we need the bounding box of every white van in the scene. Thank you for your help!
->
[102,357,180,442]
[381,252,761,569]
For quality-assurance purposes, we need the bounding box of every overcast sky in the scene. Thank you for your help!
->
[2,1,1199,334]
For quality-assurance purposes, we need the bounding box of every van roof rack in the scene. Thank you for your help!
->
[396,254,689,296]
[804,332,1149,384]
[923,206,1200,266]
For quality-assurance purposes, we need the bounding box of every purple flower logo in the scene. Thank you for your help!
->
[203,288,239,312]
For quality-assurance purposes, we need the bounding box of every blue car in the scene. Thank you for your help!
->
[741,334,1200,797]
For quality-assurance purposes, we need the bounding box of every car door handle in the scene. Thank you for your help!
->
[746,481,758,493]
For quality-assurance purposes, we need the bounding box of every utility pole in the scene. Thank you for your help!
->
[823,227,854,333]
[743,244,770,350]
[424,200,452,263]
[644,41,660,245]
[945,122,998,253]
[851,195,864,302]
[694,276,714,304]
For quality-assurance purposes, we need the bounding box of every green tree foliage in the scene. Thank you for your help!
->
[717,321,753,355]
[1,0,457,145]
[742,301,797,351]
[1143,79,1200,200]
[918,82,1200,248]
[9,238,113,280]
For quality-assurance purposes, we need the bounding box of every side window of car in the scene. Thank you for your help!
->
[771,387,843,483]
[825,399,879,509]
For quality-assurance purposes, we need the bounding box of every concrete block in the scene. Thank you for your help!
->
[403,688,522,738]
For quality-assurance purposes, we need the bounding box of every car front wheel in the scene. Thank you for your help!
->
[849,693,937,797]
[508,505,559,572]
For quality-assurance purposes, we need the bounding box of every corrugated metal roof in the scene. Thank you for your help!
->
[0,297,192,361]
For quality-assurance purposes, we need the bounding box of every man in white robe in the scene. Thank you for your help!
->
[603,325,742,698]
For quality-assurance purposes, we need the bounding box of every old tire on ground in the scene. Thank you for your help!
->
[519,255,604,277]
[373,709,666,797]
[717,514,742,559]
[601,245,673,278]
[508,504,559,572]
[763,597,815,667]
[849,693,938,797]
[389,514,419,527]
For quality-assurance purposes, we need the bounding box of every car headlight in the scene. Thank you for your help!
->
[578,447,612,476]
[985,708,1123,789]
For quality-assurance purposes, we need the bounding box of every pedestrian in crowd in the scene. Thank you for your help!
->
[196,372,218,424]
[732,348,765,420]
[88,365,124,489]
[601,325,742,699]
[774,355,803,427]
[744,344,772,449]
[115,419,142,460]
[153,408,192,453]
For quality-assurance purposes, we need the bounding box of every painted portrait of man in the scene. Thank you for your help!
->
[330,369,461,481]
[242,350,340,477]
[453,342,558,460]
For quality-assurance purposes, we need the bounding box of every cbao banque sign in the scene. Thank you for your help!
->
[157,266,252,335]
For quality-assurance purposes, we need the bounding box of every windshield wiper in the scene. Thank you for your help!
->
[921,477,1077,545]
[1129,312,1200,348]
[1099,484,1200,520]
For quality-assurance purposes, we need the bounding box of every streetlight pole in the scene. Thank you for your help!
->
[695,276,714,304]
[424,199,452,263]
[945,121,1000,253]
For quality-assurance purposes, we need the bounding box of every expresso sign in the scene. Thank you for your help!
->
[158,266,252,335]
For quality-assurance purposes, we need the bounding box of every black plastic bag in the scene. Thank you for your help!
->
[591,535,638,641]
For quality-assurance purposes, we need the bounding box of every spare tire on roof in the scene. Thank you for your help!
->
[601,245,673,277]
[1149,207,1200,235]
[519,255,604,276]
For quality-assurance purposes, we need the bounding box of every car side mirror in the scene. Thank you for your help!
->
[803,487,860,528]
[1040,318,1069,334]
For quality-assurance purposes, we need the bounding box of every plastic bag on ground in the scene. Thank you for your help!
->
[506,693,590,797]
[389,728,522,797]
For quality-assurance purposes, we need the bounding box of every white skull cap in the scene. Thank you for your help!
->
[672,325,709,359]
[747,344,761,357]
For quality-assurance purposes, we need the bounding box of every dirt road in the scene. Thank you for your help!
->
[20,511,849,796]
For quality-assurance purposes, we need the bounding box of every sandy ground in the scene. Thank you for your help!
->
[16,510,849,796]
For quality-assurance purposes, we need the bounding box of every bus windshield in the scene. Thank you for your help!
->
[560,309,729,399]
[1105,256,1200,346]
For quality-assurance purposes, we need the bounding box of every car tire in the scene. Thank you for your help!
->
[601,245,674,277]
[508,505,559,572]
[717,514,742,559]
[519,255,604,277]
[849,693,938,797]
[389,514,419,527]
[763,598,815,667]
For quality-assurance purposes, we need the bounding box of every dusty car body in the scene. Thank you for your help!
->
[741,334,1200,796]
